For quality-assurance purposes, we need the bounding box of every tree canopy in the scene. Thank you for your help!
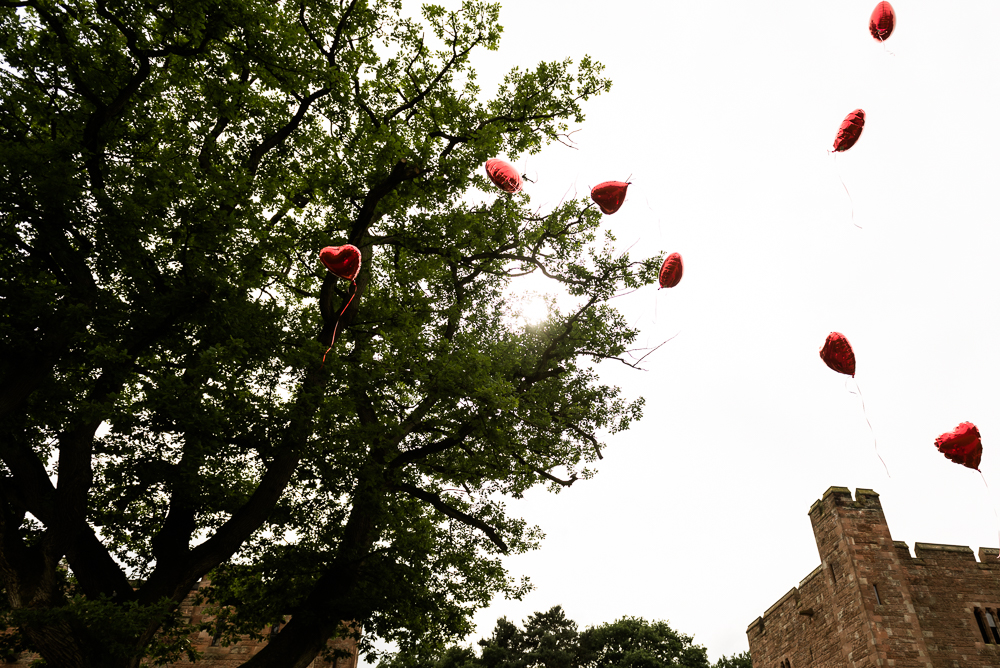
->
[710,652,752,668]
[382,606,716,668]
[0,0,655,665]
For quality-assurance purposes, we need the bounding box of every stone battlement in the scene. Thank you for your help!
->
[748,487,1000,668]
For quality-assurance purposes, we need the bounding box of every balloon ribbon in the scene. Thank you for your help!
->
[846,378,889,477]
[321,280,357,368]
[978,471,1000,559]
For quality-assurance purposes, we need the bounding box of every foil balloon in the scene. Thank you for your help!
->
[485,159,522,194]
[935,422,983,471]
[591,181,629,215]
[658,253,683,289]
[820,331,889,475]
[869,2,895,41]
[320,245,361,281]
[833,109,865,153]
[820,332,856,377]
[319,245,362,365]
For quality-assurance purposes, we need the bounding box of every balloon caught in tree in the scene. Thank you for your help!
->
[590,181,629,215]
[869,2,896,41]
[658,253,683,289]
[319,245,362,362]
[485,158,523,194]
[833,109,866,152]
[0,0,640,662]
[935,422,983,472]
[820,332,856,377]
[320,245,362,281]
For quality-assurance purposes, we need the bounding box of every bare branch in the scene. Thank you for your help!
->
[578,333,679,370]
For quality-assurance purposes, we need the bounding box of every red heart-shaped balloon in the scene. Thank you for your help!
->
[820,332,856,377]
[485,159,522,194]
[935,422,982,471]
[658,252,683,289]
[591,181,629,215]
[833,109,865,152]
[320,245,361,281]
[869,1,895,42]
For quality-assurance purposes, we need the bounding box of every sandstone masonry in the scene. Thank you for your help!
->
[747,486,1000,668]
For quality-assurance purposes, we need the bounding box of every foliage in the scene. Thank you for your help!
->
[382,606,713,668]
[478,607,582,668]
[710,651,752,668]
[580,616,711,668]
[0,0,654,665]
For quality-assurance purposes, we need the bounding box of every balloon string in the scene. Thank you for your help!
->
[846,378,889,477]
[829,151,860,229]
[321,280,357,368]
[877,33,896,57]
[979,470,1000,559]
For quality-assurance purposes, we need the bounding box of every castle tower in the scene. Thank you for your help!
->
[747,487,1000,668]
[807,486,931,668]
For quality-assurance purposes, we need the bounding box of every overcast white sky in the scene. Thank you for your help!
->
[381,0,1000,662]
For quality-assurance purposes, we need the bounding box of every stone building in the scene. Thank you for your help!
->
[747,486,1000,668]
[165,577,359,668]
[9,577,358,667]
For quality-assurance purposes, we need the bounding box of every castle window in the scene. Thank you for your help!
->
[829,563,836,584]
[873,584,881,605]
[975,608,993,643]
[209,609,228,647]
[986,609,1000,643]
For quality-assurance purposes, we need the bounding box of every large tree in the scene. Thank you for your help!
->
[0,0,654,666]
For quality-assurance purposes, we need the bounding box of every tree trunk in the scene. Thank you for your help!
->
[241,466,385,668]
[24,620,90,668]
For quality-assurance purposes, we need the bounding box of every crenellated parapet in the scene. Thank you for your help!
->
[749,487,1000,668]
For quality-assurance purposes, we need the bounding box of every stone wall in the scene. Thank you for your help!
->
[747,486,1000,668]
[167,577,358,668]
[905,541,1000,667]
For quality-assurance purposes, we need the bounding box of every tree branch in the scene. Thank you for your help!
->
[384,34,482,124]
[391,482,508,553]
[244,87,331,175]
[578,334,678,370]
[508,452,578,486]
[388,423,476,470]
[348,158,423,244]
[138,365,326,605]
